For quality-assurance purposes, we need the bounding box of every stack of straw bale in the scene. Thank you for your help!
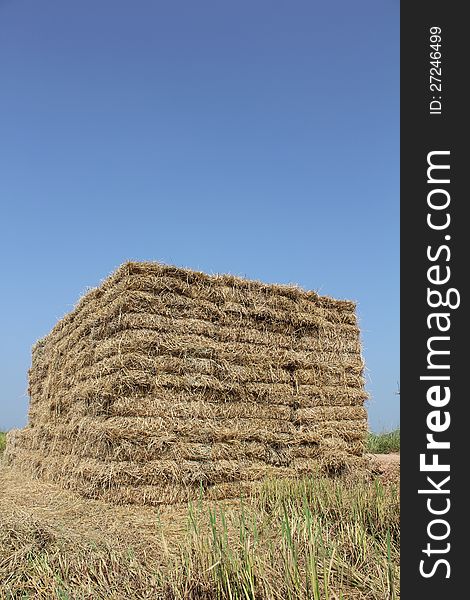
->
[5,262,368,505]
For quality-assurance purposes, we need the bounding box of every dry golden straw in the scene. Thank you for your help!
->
[6,261,368,504]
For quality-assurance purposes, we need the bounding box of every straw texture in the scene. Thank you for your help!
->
[6,261,368,504]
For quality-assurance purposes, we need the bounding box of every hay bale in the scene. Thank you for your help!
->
[8,261,368,504]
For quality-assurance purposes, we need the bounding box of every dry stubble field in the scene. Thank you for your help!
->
[0,431,399,600]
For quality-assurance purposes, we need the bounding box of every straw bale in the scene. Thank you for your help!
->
[46,329,362,376]
[7,261,368,505]
[36,290,360,358]
[25,415,338,442]
[9,445,365,504]
[46,355,363,397]
[19,424,364,463]
[33,263,358,345]
[99,397,295,421]
[102,388,367,414]
[43,370,361,409]
[63,379,366,406]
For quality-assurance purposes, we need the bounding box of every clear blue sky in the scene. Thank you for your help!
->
[0,0,399,432]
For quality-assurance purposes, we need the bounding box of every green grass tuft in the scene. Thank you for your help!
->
[366,429,400,454]
[0,432,6,455]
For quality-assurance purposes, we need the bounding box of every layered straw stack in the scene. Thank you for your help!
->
[5,262,368,505]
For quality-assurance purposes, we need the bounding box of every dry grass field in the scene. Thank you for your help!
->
[0,433,399,600]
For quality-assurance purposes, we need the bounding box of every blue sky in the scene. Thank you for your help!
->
[0,0,399,432]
